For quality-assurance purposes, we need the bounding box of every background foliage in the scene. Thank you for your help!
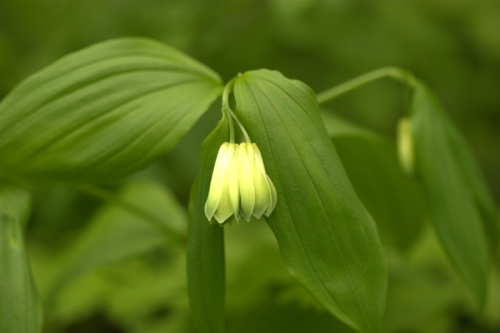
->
[0,1,498,333]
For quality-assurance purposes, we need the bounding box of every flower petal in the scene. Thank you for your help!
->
[229,144,240,221]
[238,143,255,221]
[253,144,277,217]
[213,143,235,224]
[205,142,228,221]
[249,143,271,219]
[264,175,277,217]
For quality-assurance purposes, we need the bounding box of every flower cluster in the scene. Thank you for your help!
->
[205,142,277,225]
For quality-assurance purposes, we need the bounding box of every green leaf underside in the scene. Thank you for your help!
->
[187,116,228,333]
[321,111,427,251]
[0,185,43,333]
[47,180,187,301]
[234,70,387,333]
[410,82,490,305]
[0,38,222,183]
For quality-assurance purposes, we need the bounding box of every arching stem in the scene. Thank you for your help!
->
[316,67,417,105]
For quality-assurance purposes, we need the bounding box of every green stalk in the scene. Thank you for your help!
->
[316,67,416,104]
[222,76,252,143]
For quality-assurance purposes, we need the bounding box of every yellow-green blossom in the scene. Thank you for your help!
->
[205,142,277,225]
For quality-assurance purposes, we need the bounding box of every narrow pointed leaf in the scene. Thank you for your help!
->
[234,70,387,333]
[410,81,490,305]
[0,38,222,183]
[187,115,228,333]
[0,185,43,333]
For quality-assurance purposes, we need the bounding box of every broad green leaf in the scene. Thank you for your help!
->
[234,70,388,333]
[0,184,43,333]
[187,115,229,333]
[47,180,187,300]
[321,111,427,251]
[442,114,499,259]
[410,81,489,305]
[0,38,223,183]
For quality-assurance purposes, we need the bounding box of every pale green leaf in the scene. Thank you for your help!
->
[0,184,43,333]
[234,70,388,333]
[187,115,229,333]
[0,38,223,183]
[410,81,490,305]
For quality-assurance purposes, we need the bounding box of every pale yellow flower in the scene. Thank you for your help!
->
[205,142,277,225]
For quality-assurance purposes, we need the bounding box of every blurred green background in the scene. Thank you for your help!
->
[1,1,498,333]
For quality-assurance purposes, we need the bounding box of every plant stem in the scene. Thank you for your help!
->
[224,109,235,143]
[226,104,251,143]
[222,78,236,143]
[316,67,417,105]
[222,76,252,143]
[78,184,186,244]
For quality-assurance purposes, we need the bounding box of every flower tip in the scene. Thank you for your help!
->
[204,201,214,222]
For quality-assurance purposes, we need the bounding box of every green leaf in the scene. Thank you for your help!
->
[321,111,427,251]
[0,184,43,333]
[0,38,223,183]
[442,114,500,259]
[233,70,388,333]
[410,81,490,305]
[47,180,187,299]
[187,115,229,333]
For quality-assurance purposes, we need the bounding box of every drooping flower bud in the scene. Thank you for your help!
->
[397,118,416,177]
[205,142,277,225]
